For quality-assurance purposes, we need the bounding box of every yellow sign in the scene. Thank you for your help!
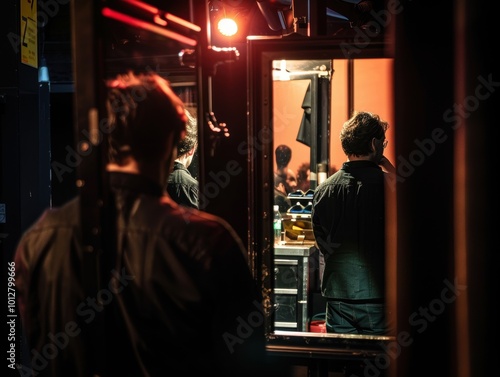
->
[21,0,37,68]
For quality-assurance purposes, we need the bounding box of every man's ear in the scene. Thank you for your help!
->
[370,137,377,152]
[187,147,196,156]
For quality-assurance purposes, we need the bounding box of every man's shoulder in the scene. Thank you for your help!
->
[16,198,80,262]
[158,201,230,233]
[316,170,343,187]
[149,196,224,229]
[151,201,247,260]
[26,197,80,233]
[167,166,197,185]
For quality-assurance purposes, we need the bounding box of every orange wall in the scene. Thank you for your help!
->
[273,79,312,175]
[273,58,394,178]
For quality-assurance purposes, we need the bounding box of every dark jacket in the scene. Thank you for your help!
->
[311,160,386,300]
[274,189,291,214]
[166,161,199,209]
[14,172,266,377]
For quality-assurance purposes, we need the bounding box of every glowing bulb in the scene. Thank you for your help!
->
[217,17,238,37]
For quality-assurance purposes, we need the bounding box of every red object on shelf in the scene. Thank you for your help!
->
[309,320,326,333]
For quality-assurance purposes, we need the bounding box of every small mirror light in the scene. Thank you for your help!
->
[217,17,238,37]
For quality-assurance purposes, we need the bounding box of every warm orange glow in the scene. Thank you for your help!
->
[272,58,393,176]
[217,17,238,37]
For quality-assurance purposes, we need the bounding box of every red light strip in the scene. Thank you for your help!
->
[165,13,201,32]
[102,7,197,47]
[153,15,167,26]
[120,0,200,32]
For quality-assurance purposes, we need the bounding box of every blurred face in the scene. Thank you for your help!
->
[372,136,387,163]
[286,173,297,192]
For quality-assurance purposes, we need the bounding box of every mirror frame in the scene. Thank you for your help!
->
[247,35,395,359]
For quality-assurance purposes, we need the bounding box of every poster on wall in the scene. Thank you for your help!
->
[21,0,37,68]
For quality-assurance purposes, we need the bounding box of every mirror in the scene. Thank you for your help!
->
[272,57,394,331]
[247,36,396,354]
[71,0,203,264]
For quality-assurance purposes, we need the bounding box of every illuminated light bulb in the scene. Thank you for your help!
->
[217,17,238,37]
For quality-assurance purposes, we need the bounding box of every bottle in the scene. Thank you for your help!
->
[273,205,283,245]
[317,163,328,185]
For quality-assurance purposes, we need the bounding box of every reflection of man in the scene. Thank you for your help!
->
[312,111,395,336]
[166,110,199,208]
[275,144,297,194]
[274,174,291,213]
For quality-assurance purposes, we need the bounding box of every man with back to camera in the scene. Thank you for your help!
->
[311,110,395,335]
[166,109,199,209]
[275,144,298,194]
[13,72,281,377]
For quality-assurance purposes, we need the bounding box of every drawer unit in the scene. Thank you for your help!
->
[273,245,314,331]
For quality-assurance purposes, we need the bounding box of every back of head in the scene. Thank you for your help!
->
[275,144,292,168]
[274,173,286,189]
[105,71,188,164]
[340,111,388,157]
[297,162,310,181]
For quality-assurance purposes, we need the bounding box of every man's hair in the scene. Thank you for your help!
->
[274,173,286,188]
[297,162,310,182]
[105,71,187,164]
[176,109,197,157]
[275,144,292,168]
[340,111,389,156]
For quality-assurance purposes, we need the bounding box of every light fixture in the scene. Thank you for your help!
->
[217,17,238,37]
[38,57,50,83]
[209,0,246,42]
[272,59,290,81]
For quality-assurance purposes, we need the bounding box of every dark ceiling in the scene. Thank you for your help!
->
[40,1,378,88]
[40,1,72,85]
[41,1,279,87]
